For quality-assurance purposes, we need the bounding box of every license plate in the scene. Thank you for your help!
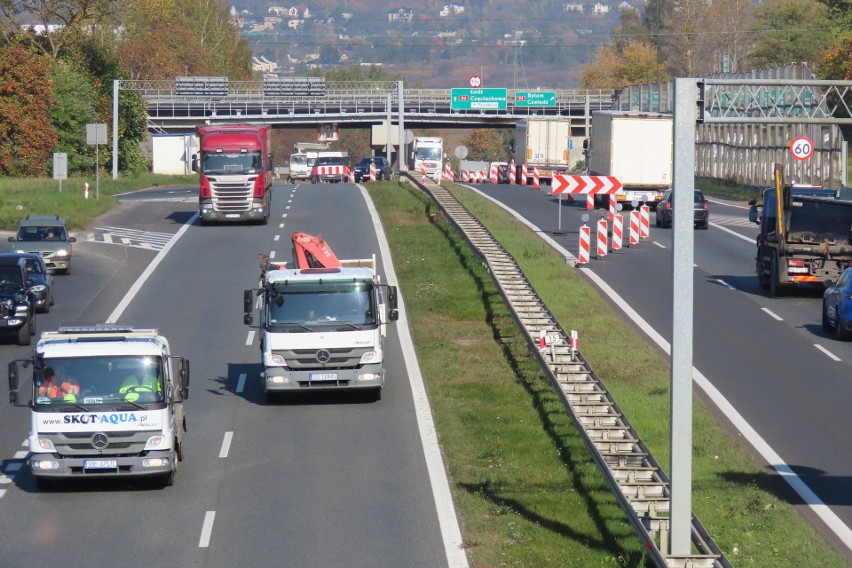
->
[309,373,337,381]
[83,460,117,470]
[225,214,240,219]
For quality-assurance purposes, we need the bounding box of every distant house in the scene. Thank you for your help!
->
[288,19,303,29]
[564,3,584,12]
[388,8,414,22]
[268,6,286,16]
[264,15,283,25]
[618,1,638,12]
[251,56,279,73]
[439,4,464,16]
[592,2,610,14]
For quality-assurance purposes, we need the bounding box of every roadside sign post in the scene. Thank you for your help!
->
[52,152,67,192]
[86,123,107,199]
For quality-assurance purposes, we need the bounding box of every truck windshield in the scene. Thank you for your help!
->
[415,147,441,161]
[34,356,165,408]
[201,151,262,175]
[266,280,376,329]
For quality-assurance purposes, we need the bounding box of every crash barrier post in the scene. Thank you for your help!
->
[612,214,623,252]
[509,164,516,185]
[640,205,650,239]
[489,163,498,184]
[532,166,540,189]
[629,210,640,245]
[369,163,376,182]
[520,164,527,186]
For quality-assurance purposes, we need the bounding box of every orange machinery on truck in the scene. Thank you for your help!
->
[243,233,399,402]
[192,124,273,225]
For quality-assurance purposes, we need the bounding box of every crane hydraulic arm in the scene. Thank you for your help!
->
[291,232,342,269]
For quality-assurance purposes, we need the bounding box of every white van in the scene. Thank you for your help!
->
[287,151,317,183]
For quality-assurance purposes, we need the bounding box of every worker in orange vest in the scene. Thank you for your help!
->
[37,366,81,403]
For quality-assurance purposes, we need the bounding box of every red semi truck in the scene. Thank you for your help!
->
[192,124,273,224]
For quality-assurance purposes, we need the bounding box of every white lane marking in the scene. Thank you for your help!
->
[236,373,247,393]
[274,235,280,241]
[198,511,216,548]
[107,213,199,323]
[0,475,13,485]
[814,344,842,361]
[710,278,735,290]
[285,205,291,210]
[219,432,234,458]
[269,250,276,259]
[279,223,284,229]
[653,241,666,249]
[246,331,255,346]
[281,213,287,218]
[359,185,469,568]
[13,451,27,459]
[761,307,783,321]
[709,221,754,243]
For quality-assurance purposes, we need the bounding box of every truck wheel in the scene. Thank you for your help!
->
[769,255,783,298]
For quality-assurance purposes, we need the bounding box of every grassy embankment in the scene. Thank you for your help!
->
[0,172,848,566]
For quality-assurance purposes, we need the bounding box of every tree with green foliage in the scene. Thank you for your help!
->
[581,41,669,89]
[0,44,57,176]
[49,58,99,175]
[749,0,830,69]
[814,0,852,81]
[463,129,509,162]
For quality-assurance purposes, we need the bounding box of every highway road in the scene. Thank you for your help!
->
[464,182,852,561]
[0,184,464,568]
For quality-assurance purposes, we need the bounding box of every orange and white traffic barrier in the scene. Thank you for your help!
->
[532,166,540,189]
[596,219,608,258]
[369,162,377,182]
[520,164,527,186]
[489,163,498,183]
[578,224,590,264]
[461,170,469,182]
[609,195,616,223]
[612,214,623,251]
[444,162,455,181]
[421,164,427,184]
[508,163,516,185]
[587,194,594,209]
[640,205,650,238]
[629,210,640,245]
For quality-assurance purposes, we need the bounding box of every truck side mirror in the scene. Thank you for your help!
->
[243,290,254,325]
[179,358,190,400]
[582,139,589,150]
[9,361,19,405]
[191,154,198,173]
[387,286,398,310]
[748,205,759,224]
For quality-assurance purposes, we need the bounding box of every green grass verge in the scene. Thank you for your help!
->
[368,179,848,567]
[0,173,193,230]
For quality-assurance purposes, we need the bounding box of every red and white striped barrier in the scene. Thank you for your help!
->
[314,165,349,180]
[508,164,516,185]
[640,205,650,239]
[629,210,640,245]
[578,224,590,264]
[444,162,454,181]
[587,194,594,210]
[421,164,427,183]
[520,164,527,186]
[532,166,540,189]
[596,219,608,258]
[369,162,377,182]
[609,195,616,223]
[489,163,498,184]
[612,214,623,251]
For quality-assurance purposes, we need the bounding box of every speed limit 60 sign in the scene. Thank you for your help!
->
[789,136,814,161]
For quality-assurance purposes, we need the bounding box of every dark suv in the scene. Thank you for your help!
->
[0,253,54,313]
[353,156,392,182]
[9,215,76,274]
[0,255,36,345]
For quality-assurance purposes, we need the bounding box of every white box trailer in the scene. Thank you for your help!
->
[514,118,572,182]
[586,110,673,207]
[152,134,197,175]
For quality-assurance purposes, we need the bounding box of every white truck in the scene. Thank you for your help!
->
[585,110,673,207]
[411,136,444,177]
[287,151,317,183]
[8,325,190,488]
[244,233,399,402]
[513,118,572,184]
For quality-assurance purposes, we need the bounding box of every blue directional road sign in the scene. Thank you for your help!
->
[451,88,507,110]
[514,91,556,107]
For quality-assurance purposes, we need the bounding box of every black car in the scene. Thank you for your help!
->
[0,255,36,345]
[353,156,392,182]
[0,253,54,313]
[655,188,709,229]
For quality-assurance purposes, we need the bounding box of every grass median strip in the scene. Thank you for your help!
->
[368,180,847,567]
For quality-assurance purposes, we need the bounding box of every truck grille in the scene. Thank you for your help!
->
[209,176,256,212]
[47,430,150,456]
[275,347,369,370]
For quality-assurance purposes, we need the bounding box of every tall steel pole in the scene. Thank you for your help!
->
[397,81,407,171]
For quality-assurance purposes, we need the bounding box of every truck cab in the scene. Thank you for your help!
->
[9,325,190,488]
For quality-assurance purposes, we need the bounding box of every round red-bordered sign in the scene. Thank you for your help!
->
[468,75,481,88]
[789,136,814,161]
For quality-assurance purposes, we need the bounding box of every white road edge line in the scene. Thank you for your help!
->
[360,185,469,568]
[236,373,247,393]
[814,344,842,361]
[246,331,255,346]
[219,432,234,458]
[761,307,784,321]
[198,511,216,548]
[464,188,852,554]
[106,213,198,323]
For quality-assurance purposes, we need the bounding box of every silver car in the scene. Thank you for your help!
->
[8,215,76,274]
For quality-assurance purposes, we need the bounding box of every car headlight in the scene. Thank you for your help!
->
[54,249,69,257]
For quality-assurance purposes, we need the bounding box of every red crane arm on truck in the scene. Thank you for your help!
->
[291,232,342,269]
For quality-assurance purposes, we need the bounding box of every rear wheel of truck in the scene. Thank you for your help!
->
[770,255,784,297]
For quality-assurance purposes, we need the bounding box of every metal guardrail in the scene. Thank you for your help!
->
[409,172,732,568]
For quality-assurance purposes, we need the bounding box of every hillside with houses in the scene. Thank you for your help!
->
[231,0,634,88]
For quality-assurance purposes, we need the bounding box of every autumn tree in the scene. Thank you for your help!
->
[0,44,57,176]
[749,0,830,69]
[581,41,669,89]
[815,0,852,80]
[703,0,756,73]
[463,128,509,162]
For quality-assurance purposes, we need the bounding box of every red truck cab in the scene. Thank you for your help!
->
[192,124,273,225]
